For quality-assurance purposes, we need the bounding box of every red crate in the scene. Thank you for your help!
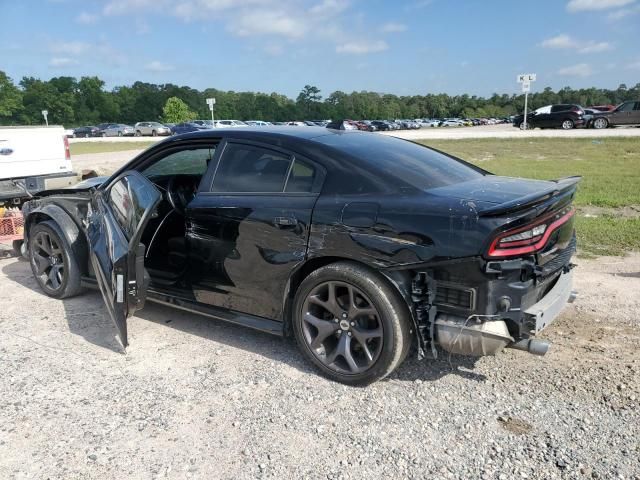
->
[0,213,25,243]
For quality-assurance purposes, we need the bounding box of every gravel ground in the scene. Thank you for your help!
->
[0,251,638,479]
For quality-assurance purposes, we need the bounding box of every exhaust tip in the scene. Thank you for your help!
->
[508,338,551,356]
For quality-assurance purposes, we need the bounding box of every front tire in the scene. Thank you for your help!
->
[28,221,83,299]
[292,262,412,385]
[593,117,608,129]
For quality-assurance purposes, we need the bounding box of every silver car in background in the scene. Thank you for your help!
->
[134,122,171,137]
[98,123,136,137]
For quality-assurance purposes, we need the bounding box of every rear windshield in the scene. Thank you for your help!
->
[315,133,483,190]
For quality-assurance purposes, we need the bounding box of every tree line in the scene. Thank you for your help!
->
[1,70,639,126]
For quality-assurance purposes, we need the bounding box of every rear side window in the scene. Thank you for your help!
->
[285,159,317,193]
[618,102,636,112]
[212,143,292,193]
[315,133,483,191]
[551,105,568,113]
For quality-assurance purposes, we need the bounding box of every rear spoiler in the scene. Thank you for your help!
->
[478,176,581,217]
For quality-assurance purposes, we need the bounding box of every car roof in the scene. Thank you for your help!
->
[171,125,337,142]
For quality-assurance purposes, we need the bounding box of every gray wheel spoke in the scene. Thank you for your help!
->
[33,252,50,275]
[303,312,337,349]
[48,267,61,289]
[36,235,51,255]
[347,285,376,318]
[326,334,358,373]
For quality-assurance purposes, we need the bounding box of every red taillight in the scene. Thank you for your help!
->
[487,207,575,258]
[63,135,70,160]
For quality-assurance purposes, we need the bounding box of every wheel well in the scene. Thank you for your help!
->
[282,256,414,337]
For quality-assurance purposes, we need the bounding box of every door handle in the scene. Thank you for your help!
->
[273,216,297,227]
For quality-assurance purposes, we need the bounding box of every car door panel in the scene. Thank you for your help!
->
[186,194,315,320]
[86,171,162,347]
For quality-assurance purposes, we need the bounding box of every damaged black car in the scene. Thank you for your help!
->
[21,128,579,385]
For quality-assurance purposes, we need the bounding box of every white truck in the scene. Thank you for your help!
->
[0,126,78,207]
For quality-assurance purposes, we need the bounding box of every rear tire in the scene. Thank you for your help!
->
[152,130,157,137]
[28,221,83,299]
[118,131,123,137]
[292,261,412,385]
[135,130,142,137]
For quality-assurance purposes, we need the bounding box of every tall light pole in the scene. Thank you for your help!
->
[41,109,49,126]
[206,98,216,127]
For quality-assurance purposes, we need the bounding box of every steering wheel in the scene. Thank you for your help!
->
[167,174,199,215]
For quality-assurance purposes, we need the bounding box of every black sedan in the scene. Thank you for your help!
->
[72,125,100,138]
[20,128,579,385]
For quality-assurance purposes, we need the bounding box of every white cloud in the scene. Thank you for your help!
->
[336,40,388,54]
[380,22,407,33]
[540,34,612,54]
[567,0,635,12]
[49,57,79,68]
[75,12,99,24]
[50,41,92,55]
[144,60,174,72]
[607,4,640,19]
[229,10,305,38]
[540,34,578,49]
[558,63,593,77]
[309,0,349,16]
[579,41,612,53]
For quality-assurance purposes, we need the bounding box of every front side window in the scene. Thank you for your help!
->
[108,174,158,240]
[617,102,635,112]
[142,147,215,178]
[212,143,292,193]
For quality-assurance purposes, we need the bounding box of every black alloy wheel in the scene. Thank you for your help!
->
[293,262,411,385]
[28,221,83,299]
[30,229,66,293]
[301,281,384,374]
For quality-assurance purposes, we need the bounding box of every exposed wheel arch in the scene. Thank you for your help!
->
[282,256,416,339]
[25,206,89,275]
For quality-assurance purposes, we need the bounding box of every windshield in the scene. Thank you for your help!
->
[315,133,484,190]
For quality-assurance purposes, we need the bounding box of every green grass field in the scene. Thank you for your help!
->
[421,138,640,256]
[70,141,156,155]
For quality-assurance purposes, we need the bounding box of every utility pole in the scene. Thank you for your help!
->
[42,110,49,126]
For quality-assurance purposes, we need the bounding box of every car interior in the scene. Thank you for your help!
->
[137,146,216,286]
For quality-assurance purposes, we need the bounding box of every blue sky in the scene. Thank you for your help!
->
[1,0,639,98]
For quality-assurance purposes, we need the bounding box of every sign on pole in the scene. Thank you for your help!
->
[206,98,216,126]
[41,109,49,127]
[517,73,536,130]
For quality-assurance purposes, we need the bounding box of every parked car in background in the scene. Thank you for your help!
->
[370,120,391,131]
[588,100,640,129]
[134,122,171,137]
[246,120,271,126]
[98,123,135,137]
[513,104,585,130]
[21,127,580,385]
[588,105,616,112]
[216,120,248,127]
[191,120,214,129]
[169,122,208,135]
[439,119,463,127]
[72,126,99,138]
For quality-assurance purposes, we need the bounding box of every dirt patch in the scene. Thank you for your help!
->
[497,416,533,435]
[577,205,640,219]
